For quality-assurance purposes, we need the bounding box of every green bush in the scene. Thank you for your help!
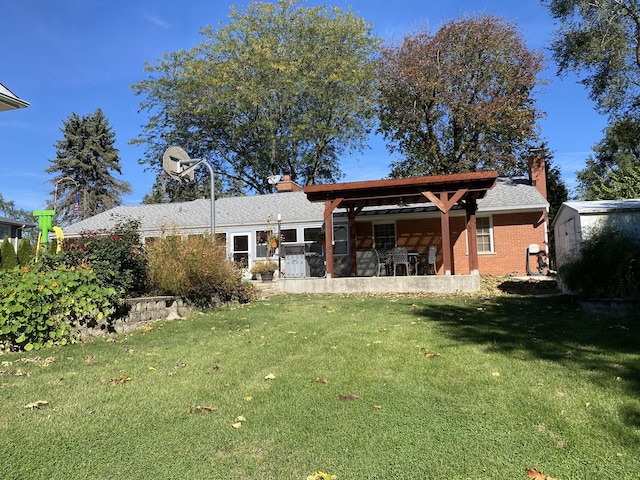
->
[146,235,254,305]
[17,239,33,266]
[1,238,18,270]
[0,263,122,352]
[55,219,148,297]
[558,226,640,299]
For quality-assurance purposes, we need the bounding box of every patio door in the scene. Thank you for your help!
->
[232,234,250,268]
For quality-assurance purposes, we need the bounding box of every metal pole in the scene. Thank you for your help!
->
[277,213,281,274]
[179,159,215,237]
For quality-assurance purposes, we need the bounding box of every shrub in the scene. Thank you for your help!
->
[249,260,278,274]
[1,238,18,270]
[17,239,34,266]
[57,219,148,297]
[558,226,640,299]
[146,235,254,305]
[0,262,122,352]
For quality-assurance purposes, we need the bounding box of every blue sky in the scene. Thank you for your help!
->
[1,0,606,212]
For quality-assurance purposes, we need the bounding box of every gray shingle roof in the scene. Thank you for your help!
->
[63,191,325,237]
[477,177,548,212]
[561,199,640,214]
[62,177,547,237]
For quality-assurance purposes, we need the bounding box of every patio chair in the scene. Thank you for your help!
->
[390,247,410,276]
[373,248,389,276]
[427,246,437,275]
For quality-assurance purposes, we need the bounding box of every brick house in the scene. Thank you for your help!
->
[62,158,549,279]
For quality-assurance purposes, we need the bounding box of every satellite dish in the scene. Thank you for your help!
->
[162,146,195,182]
[267,174,281,185]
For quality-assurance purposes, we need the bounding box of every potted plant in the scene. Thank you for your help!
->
[250,260,278,282]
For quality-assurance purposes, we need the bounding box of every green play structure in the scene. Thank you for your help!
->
[32,209,64,257]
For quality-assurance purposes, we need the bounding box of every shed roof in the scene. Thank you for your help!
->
[560,199,640,214]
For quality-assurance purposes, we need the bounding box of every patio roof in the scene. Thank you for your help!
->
[304,171,499,277]
[304,171,498,209]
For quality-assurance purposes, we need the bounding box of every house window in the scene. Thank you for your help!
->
[0,225,9,240]
[256,230,270,258]
[333,225,348,255]
[304,227,323,255]
[373,223,395,250]
[281,229,297,243]
[476,217,493,253]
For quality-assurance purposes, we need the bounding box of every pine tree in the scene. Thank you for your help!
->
[46,109,131,224]
[1,238,18,270]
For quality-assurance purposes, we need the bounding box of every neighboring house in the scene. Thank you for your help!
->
[553,199,640,268]
[0,82,29,111]
[63,160,549,278]
[1,82,32,252]
[0,217,35,252]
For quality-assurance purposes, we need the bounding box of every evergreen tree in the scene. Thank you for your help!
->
[17,239,33,267]
[46,109,131,224]
[1,238,18,270]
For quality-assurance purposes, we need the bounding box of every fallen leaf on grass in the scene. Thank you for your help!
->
[315,378,329,384]
[423,351,440,358]
[232,415,247,429]
[307,471,337,480]
[525,467,558,480]
[373,404,382,410]
[24,400,48,410]
[187,405,218,414]
[339,394,359,401]
[264,373,276,380]
[110,375,132,386]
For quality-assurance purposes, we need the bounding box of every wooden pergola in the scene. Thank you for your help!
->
[304,171,498,277]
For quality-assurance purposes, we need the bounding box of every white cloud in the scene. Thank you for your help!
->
[140,10,171,29]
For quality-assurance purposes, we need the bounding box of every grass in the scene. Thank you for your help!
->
[1,283,639,479]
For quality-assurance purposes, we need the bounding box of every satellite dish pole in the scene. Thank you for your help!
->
[162,146,215,238]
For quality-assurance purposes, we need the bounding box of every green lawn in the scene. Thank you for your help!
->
[1,288,639,479]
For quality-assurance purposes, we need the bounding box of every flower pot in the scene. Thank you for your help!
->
[260,272,274,282]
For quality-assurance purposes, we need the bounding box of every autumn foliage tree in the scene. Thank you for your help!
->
[376,14,546,177]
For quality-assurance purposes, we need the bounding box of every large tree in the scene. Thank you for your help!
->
[46,109,131,224]
[576,117,640,199]
[544,0,640,118]
[376,14,546,177]
[132,0,381,196]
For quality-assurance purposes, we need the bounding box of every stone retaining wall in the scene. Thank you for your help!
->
[79,296,192,338]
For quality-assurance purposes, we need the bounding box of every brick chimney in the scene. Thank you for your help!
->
[528,155,547,199]
[276,174,302,193]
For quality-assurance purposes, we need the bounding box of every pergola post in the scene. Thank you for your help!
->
[465,197,479,275]
[323,198,343,278]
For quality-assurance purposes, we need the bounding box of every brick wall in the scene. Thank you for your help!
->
[356,210,547,276]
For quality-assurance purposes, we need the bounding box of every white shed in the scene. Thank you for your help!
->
[553,199,640,268]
